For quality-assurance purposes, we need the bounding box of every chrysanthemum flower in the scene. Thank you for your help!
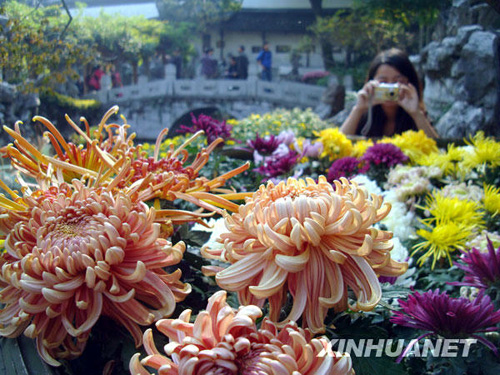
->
[177,113,233,145]
[326,157,363,182]
[466,230,500,253]
[419,192,485,229]
[202,177,407,333]
[1,106,127,182]
[361,143,408,168]
[416,144,468,177]
[462,131,500,170]
[439,181,484,202]
[248,133,281,155]
[314,128,353,161]
[483,184,500,216]
[381,130,438,163]
[130,290,354,375]
[450,237,500,289]
[1,107,249,219]
[0,180,191,366]
[391,289,500,356]
[254,148,300,180]
[412,221,472,268]
[352,139,374,158]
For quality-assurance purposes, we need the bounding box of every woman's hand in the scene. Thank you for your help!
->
[398,83,420,115]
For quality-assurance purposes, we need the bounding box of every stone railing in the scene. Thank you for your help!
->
[91,66,327,109]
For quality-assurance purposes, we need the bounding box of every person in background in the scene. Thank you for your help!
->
[256,42,272,81]
[201,48,218,79]
[86,65,104,92]
[111,65,122,89]
[225,56,238,79]
[236,45,249,79]
[169,49,183,79]
[340,48,438,138]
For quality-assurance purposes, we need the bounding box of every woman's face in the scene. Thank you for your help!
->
[374,64,408,109]
[373,64,408,85]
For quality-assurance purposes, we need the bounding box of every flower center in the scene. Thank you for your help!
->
[42,216,102,255]
[236,347,268,375]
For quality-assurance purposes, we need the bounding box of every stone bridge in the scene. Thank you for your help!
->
[89,68,327,141]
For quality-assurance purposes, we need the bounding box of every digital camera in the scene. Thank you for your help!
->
[374,83,399,101]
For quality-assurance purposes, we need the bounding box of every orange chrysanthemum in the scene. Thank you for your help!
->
[130,290,354,375]
[202,177,408,333]
[1,106,249,215]
[0,180,191,366]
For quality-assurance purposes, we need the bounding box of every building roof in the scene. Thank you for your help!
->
[220,8,338,33]
[67,1,158,19]
[242,0,352,9]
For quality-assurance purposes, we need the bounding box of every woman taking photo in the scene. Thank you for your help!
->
[340,48,438,138]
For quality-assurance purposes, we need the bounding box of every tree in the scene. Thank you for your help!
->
[0,0,91,92]
[310,7,411,68]
[155,0,242,33]
[308,0,335,70]
[355,0,452,50]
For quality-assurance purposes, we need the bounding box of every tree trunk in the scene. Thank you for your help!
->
[309,0,335,70]
[320,40,335,70]
[132,62,138,84]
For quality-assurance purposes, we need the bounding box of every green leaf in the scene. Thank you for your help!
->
[353,355,408,375]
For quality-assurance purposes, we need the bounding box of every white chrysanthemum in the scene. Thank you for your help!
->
[351,174,382,195]
[389,238,416,288]
[353,176,417,242]
[465,230,500,253]
[440,182,484,202]
[380,196,416,241]
[193,218,227,252]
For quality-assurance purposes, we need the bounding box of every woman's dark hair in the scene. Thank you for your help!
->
[357,48,424,137]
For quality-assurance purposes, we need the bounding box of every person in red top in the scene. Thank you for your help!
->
[87,65,105,91]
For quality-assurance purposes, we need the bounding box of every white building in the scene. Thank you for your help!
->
[69,0,353,74]
[204,0,353,73]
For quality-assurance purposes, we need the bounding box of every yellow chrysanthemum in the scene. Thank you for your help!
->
[462,131,500,169]
[352,139,374,158]
[159,135,185,150]
[420,192,485,229]
[381,130,438,163]
[412,221,472,269]
[416,144,469,178]
[314,128,353,161]
[483,184,500,216]
[226,119,239,126]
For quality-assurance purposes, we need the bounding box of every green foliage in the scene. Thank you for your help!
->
[355,0,451,28]
[156,0,242,32]
[310,8,413,64]
[39,88,102,136]
[0,1,91,92]
[75,11,170,63]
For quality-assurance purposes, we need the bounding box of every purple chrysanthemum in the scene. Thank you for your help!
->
[450,237,500,289]
[327,157,364,182]
[248,133,282,155]
[254,150,300,179]
[391,289,500,359]
[361,143,409,168]
[178,113,232,144]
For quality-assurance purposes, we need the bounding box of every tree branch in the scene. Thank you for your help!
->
[59,0,72,39]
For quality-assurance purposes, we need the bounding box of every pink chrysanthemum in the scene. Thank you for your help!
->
[130,290,354,375]
[202,177,408,333]
[0,181,191,366]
